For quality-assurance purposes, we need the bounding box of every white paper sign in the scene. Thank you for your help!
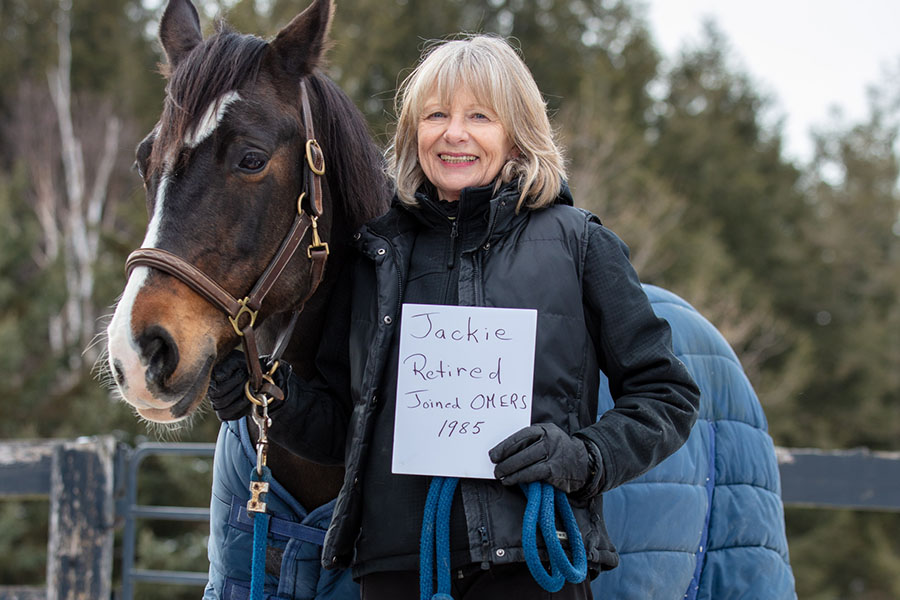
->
[392,303,537,479]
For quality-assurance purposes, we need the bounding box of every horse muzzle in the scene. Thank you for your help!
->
[107,267,224,423]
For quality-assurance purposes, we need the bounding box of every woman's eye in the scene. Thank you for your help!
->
[238,151,268,173]
[426,111,446,120]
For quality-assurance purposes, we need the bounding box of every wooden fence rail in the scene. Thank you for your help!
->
[1,438,899,599]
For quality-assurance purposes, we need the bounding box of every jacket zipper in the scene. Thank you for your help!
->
[479,525,490,570]
[471,197,506,305]
[447,217,459,270]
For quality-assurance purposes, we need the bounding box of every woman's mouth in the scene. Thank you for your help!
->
[439,154,477,164]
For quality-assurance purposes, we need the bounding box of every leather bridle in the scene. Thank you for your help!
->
[125,80,328,405]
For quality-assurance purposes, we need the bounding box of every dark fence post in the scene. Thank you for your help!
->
[0,437,116,600]
[46,437,116,600]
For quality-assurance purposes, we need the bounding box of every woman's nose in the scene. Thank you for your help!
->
[443,114,468,143]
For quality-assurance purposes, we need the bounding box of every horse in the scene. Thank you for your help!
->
[105,0,388,522]
[106,1,796,598]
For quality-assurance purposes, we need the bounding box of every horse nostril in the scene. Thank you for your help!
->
[112,359,126,387]
[138,326,179,389]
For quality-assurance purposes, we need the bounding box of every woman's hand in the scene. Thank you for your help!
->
[207,350,290,421]
[207,350,254,421]
[489,423,601,495]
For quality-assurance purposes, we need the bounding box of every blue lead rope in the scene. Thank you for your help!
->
[420,476,459,600]
[521,481,587,591]
[249,465,272,600]
[419,477,587,600]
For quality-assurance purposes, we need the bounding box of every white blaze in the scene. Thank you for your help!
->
[184,91,241,148]
[106,174,173,408]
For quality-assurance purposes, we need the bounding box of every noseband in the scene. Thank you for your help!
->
[125,80,329,402]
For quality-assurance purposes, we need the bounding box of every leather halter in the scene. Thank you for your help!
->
[125,80,329,401]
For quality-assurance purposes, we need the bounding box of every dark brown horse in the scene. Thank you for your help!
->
[105,0,389,510]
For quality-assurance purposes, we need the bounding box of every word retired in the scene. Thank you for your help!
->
[403,354,503,383]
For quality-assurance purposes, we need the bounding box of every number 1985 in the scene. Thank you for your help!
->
[438,420,484,437]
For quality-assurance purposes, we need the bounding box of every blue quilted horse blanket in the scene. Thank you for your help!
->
[591,285,796,599]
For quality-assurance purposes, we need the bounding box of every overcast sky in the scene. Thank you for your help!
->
[642,0,900,164]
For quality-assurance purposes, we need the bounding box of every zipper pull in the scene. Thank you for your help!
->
[447,218,459,269]
[479,526,490,569]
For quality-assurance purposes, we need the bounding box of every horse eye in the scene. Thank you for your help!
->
[238,151,268,173]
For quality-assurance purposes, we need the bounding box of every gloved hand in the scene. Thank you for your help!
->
[488,423,600,495]
[207,350,289,421]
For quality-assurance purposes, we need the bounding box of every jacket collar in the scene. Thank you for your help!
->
[358,180,574,248]
[478,180,574,246]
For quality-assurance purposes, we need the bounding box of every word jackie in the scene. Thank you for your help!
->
[407,311,513,344]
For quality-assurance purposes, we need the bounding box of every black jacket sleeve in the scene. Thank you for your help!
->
[574,222,700,493]
[266,265,354,466]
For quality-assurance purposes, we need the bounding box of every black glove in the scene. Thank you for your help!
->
[207,350,290,421]
[488,423,601,495]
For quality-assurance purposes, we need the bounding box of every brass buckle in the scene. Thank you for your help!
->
[228,297,258,336]
[307,214,330,258]
[306,139,326,175]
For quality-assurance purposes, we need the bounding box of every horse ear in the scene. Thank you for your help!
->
[268,0,334,78]
[159,0,203,71]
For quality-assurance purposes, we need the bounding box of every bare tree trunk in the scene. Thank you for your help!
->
[44,0,121,369]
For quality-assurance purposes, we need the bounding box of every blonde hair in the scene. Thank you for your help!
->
[387,35,566,211]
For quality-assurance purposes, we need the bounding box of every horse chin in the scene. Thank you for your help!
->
[123,354,215,423]
[136,405,192,424]
[133,383,208,424]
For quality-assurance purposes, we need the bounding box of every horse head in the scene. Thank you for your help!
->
[106,0,387,424]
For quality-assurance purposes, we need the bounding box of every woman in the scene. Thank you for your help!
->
[211,35,699,599]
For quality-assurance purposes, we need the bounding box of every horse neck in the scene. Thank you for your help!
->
[283,280,334,378]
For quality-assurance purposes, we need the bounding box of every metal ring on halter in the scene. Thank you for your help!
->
[244,381,269,407]
[296,192,306,216]
[243,361,281,406]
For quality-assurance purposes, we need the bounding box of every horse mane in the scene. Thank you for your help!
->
[305,73,391,230]
[152,21,389,228]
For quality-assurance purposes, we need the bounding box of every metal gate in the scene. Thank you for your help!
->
[119,442,216,600]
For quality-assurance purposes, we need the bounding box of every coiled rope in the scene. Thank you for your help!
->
[419,476,586,600]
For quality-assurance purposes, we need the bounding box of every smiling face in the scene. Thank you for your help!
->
[416,86,516,202]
